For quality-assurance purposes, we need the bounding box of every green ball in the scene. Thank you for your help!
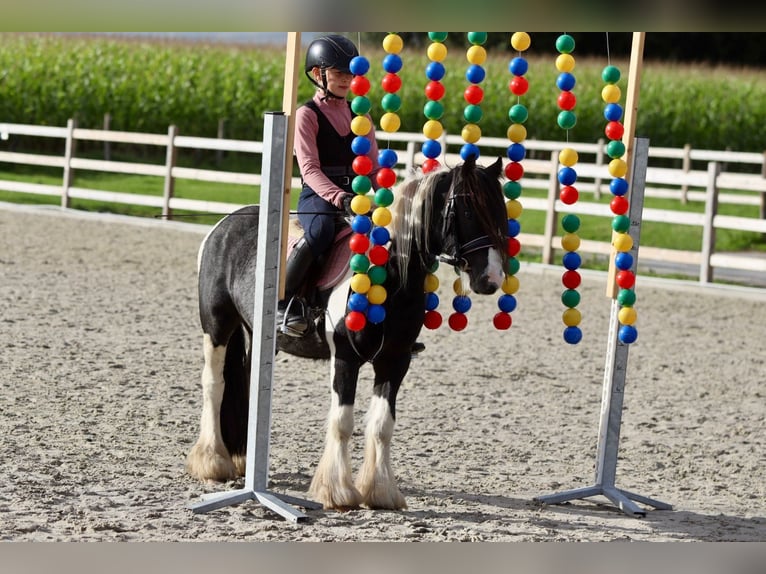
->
[612,214,630,233]
[561,289,581,308]
[467,32,487,45]
[507,256,520,276]
[464,104,483,123]
[561,213,581,233]
[557,110,577,130]
[556,34,575,54]
[617,288,636,306]
[352,175,371,194]
[350,254,370,273]
[606,139,626,159]
[428,259,439,273]
[503,180,522,200]
[602,65,621,84]
[508,103,528,124]
[428,32,448,42]
[351,96,371,116]
[368,265,387,285]
[374,187,394,207]
[424,100,444,120]
[381,93,401,113]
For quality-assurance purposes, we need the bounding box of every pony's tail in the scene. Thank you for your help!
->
[220,325,250,466]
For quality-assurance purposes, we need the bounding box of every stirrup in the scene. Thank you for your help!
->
[277,297,308,338]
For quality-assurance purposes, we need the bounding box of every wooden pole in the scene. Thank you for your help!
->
[278,32,302,299]
[606,32,645,298]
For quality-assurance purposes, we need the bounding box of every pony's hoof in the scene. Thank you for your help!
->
[309,481,363,511]
[186,443,237,482]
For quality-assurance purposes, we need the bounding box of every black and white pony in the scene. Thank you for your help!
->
[186,156,508,510]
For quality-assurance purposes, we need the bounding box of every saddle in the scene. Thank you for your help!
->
[286,217,353,292]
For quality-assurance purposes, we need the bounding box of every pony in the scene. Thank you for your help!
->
[186,156,508,510]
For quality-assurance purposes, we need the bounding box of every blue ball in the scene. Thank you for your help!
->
[370,226,390,245]
[558,166,577,186]
[424,291,439,311]
[349,56,370,76]
[351,214,372,234]
[614,251,633,270]
[348,292,369,312]
[610,177,629,196]
[425,61,446,81]
[498,294,517,313]
[506,142,526,162]
[507,218,521,237]
[382,53,403,74]
[604,103,623,122]
[367,304,386,324]
[351,136,371,156]
[508,56,528,76]
[465,64,486,84]
[452,295,472,313]
[378,148,398,168]
[460,143,480,161]
[422,139,441,159]
[562,251,582,270]
[556,72,576,91]
[564,326,583,344]
[619,325,638,344]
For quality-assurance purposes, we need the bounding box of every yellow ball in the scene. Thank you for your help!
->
[561,232,581,252]
[562,307,582,327]
[510,32,531,52]
[506,123,527,143]
[351,115,371,136]
[618,306,637,325]
[380,112,401,133]
[559,147,578,167]
[506,199,522,220]
[608,158,628,178]
[427,42,447,62]
[422,119,443,140]
[367,284,387,305]
[424,273,439,292]
[602,84,621,104]
[350,194,372,215]
[613,232,633,252]
[382,33,403,54]
[466,45,487,65]
[350,273,371,294]
[371,206,392,227]
[502,274,520,295]
[452,277,467,295]
[555,53,575,73]
[461,123,481,144]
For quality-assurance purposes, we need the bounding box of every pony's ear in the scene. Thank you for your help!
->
[487,157,503,180]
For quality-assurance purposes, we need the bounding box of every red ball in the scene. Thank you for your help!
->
[610,195,629,215]
[562,270,581,289]
[381,72,402,94]
[504,161,524,181]
[350,75,370,96]
[616,270,636,289]
[352,155,373,175]
[345,311,366,331]
[376,167,396,188]
[605,121,625,141]
[493,312,512,330]
[509,76,529,96]
[448,312,468,331]
[560,185,579,205]
[422,158,440,173]
[423,310,443,330]
[463,84,484,105]
[349,232,370,254]
[425,80,445,101]
[507,237,521,257]
[557,90,576,111]
[368,245,389,266]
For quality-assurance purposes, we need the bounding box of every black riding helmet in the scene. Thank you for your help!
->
[304,34,358,99]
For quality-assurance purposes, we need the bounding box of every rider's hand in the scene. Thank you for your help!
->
[341,193,356,217]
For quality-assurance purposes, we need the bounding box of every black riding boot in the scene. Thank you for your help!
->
[276,237,317,337]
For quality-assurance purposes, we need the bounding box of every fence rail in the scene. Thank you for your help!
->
[1,119,765,285]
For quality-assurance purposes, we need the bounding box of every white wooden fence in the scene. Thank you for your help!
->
[1,119,765,284]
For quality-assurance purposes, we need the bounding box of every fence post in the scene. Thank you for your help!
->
[103,113,111,161]
[216,118,226,167]
[681,143,691,204]
[700,161,720,283]
[162,125,178,220]
[542,150,559,265]
[760,151,766,239]
[62,118,76,208]
[594,137,605,199]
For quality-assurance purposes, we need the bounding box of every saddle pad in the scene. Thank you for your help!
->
[287,219,353,291]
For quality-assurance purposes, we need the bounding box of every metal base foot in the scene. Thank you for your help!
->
[534,484,672,518]
[188,489,322,523]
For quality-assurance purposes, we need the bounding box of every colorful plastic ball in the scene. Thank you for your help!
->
[556,34,575,54]
[370,225,391,245]
[562,269,582,289]
[382,53,402,74]
[422,139,442,159]
[465,64,486,84]
[351,175,371,194]
[425,291,439,311]
[424,273,439,292]
[382,33,404,54]
[618,324,638,344]
[555,53,575,73]
[423,119,444,140]
[351,95,371,116]
[350,273,371,294]
[601,84,621,104]
[498,293,517,313]
[560,185,579,205]
[452,295,472,313]
[508,104,528,124]
[461,123,480,145]
[511,32,531,51]
[422,158,441,173]
[464,104,483,123]
[376,168,396,189]
[505,199,522,220]
[503,180,522,199]
[371,206,392,227]
[605,121,625,141]
[428,32,448,42]
[618,306,637,326]
[423,310,443,330]
[493,312,512,330]
[351,136,371,156]
[381,92,402,113]
[562,307,582,327]
[378,148,398,169]
[506,123,527,143]
[448,312,468,331]
[425,61,446,81]
[613,232,633,252]
[616,270,636,289]
[561,288,581,308]
[425,80,446,101]
[380,112,401,133]
[563,326,583,344]
[424,99,444,120]
[557,110,577,130]
[557,90,577,111]
[374,187,394,208]
[559,147,578,167]
[610,195,629,215]
[502,274,520,294]
[563,251,582,270]
[561,213,581,233]
[464,84,484,104]
[345,310,366,331]
[350,193,372,214]
[558,166,577,186]
[350,115,371,136]
[504,161,523,181]
[467,45,487,65]
[368,244,390,266]
[352,155,373,175]
[508,56,528,76]
[349,56,370,76]
[350,75,370,96]
[454,276,466,295]
[509,75,529,96]
[507,218,521,237]
[606,140,626,160]
[614,250,633,270]
[604,103,623,122]
[612,214,631,233]
[351,214,372,234]
[507,237,521,257]
[608,158,628,178]
[556,72,576,92]
[610,177,629,196]
[460,143,480,160]
[602,65,621,84]
[505,257,519,278]
[617,288,636,307]
[350,253,370,273]
[467,32,487,45]
[367,265,387,285]
[349,232,370,254]
[367,284,387,305]
[348,292,369,312]
[507,143,526,162]
[366,304,386,324]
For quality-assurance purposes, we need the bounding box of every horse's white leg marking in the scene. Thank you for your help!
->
[355,395,407,509]
[186,333,237,481]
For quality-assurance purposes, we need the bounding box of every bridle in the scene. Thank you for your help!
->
[438,191,497,270]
